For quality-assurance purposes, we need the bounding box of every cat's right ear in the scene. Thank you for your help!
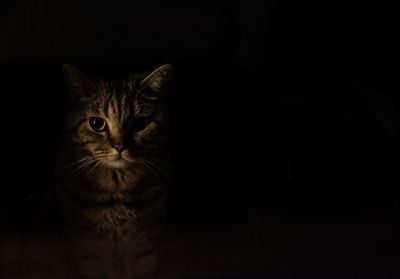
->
[63,64,95,97]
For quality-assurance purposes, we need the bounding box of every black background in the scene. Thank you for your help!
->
[1,0,400,278]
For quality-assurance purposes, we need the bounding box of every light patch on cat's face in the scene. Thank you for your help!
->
[102,149,132,169]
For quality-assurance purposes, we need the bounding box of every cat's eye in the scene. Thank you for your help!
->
[89,117,107,132]
[131,117,149,131]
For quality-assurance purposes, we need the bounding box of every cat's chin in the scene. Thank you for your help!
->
[104,159,128,169]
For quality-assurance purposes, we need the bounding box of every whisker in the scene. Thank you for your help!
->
[60,155,93,170]
[143,159,171,179]
[136,158,162,184]
[148,157,172,170]
[64,159,93,175]
[70,162,94,178]
[83,159,103,181]
[66,157,97,179]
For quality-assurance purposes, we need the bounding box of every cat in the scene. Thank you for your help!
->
[55,63,175,279]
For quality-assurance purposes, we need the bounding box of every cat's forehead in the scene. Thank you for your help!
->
[89,79,138,120]
[96,78,138,96]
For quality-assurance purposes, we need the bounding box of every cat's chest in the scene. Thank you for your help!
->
[90,167,140,192]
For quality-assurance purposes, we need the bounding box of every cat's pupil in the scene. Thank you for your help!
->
[89,117,107,132]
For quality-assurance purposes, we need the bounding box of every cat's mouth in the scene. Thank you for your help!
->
[93,150,134,169]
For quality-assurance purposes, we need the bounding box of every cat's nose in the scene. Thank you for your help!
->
[112,136,126,153]
[114,144,126,153]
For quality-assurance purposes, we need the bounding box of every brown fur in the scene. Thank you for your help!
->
[56,63,174,278]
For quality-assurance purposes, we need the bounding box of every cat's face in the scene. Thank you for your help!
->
[62,64,172,170]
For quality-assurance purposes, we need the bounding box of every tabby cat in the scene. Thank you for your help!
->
[56,63,174,279]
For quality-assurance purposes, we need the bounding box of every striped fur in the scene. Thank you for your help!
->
[56,64,173,278]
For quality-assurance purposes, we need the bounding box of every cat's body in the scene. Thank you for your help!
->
[54,64,175,278]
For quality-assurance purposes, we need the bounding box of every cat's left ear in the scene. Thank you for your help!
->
[139,64,173,100]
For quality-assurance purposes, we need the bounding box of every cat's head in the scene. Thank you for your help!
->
[62,64,173,170]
